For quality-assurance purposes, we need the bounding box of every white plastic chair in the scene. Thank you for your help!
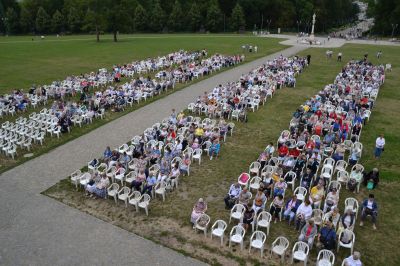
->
[270,236,289,263]
[229,225,245,250]
[229,204,246,223]
[70,169,82,189]
[238,173,250,187]
[249,176,262,191]
[316,249,335,266]
[128,191,141,211]
[192,148,202,165]
[79,172,91,188]
[117,186,131,207]
[336,170,349,186]
[107,183,120,203]
[114,168,126,185]
[255,211,272,235]
[344,197,359,220]
[291,241,309,266]
[155,181,167,201]
[138,194,151,216]
[249,231,267,257]
[211,219,227,246]
[334,160,348,173]
[285,171,297,190]
[337,229,355,255]
[294,186,307,202]
[249,161,261,175]
[194,213,210,236]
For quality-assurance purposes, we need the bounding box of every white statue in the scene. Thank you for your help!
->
[310,13,316,41]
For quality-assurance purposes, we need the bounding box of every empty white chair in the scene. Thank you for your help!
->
[138,194,151,216]
[229,204,246,223]
[107,183,120,203]
[291,241,309,266]
[70,169,82,189]
[192,148,202,165]
[229,225,245,250]
[336,170,349,185]
[294,186,307,202]
[255,211,272,235]
[79,172,91,188]
[316,249,335,266]
[270,236,289,263]
[337,229,355,255]
[334,160,348,173]
[117,186,131,207]
[194,213,210,236]
[114,168,126,185]
[128,191,141,211]
[155,181,167,201]
[249,176,262,191]
[211,219,227,246]
[249,231,267,257]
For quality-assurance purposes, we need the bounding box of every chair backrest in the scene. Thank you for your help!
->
[250,161,261,170]
[317,249,335,264]
[122,186,130,194]
[231,225,245,237]
[258,211,272,223]
[129,191,141,200]
[328,180,341,192]
[336,160,348,169]
[238,173,250,183]
[141,194,151,203]
[232,204,245,214]
[340,229,355,244]
[252,231,266,243]
[323,158,335,167]
[293,241,309,255]
[111,183,119,191]
[274,236,289,249]
[213,219,227,231]
[295,186,307,196]
[312,209,324,219]
[285,171,296,180]
[345,197,359,210]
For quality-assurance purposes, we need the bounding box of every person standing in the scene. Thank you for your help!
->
[374,134,385,159]
[337,52,342,62]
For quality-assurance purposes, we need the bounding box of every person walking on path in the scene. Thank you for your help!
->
[374,134,385,159]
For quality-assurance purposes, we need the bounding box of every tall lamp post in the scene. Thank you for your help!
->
[391,23,398,40]
[297,20,301,36]
[267,19,271,34]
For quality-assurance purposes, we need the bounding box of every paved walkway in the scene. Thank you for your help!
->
[0,45,307,265]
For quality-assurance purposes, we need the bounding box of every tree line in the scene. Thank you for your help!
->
[0,0,358,41]
[366,0,400,37]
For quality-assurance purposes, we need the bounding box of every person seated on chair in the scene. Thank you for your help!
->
[224,183,242,209]
[343,251,362,266]
[269,194,284,223]
[300,168,314,189]
[273,178,287,197]
[237,187,252,205]
[253,188,267,214]
[260,174,274,199]
[169,163,180,181]
[209,138,220,160]
[283,194,301,225]
[180,153,191,176]
[298,218,317,248]
[142,171,157,195]
[360,194,378,230]
[86,173,109,198]
[309,181,325,209]
[324,207,341,229]
[242,202,255,231]
[337,207,355,236]
[190,198,207,226]
[278,143,289,158]
[350,166,363,189]
[316,220,336,250]
[323,187,339,212]
[131,168,146,191]
[363,168,379,189]
[103,146,112,163]
[295,199,313,230]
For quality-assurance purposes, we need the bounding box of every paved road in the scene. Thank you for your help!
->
[0,45,307,266]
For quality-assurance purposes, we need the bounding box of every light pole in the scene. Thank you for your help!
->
[267,19,271,34]
[297,20,301,36]
[391,23,398,40]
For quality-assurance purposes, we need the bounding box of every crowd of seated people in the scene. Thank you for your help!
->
[220,58,384,263]
[189,55,308,121]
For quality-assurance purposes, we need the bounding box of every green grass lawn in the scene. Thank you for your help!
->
[0,34,284,93]
[0,34,285,172]
[45,43,400,265]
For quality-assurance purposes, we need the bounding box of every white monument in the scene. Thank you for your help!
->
[309,13,316,41]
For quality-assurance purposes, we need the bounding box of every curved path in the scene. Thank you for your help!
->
[0,45,306,266]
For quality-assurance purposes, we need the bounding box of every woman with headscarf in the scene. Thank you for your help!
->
[190,198,207,225]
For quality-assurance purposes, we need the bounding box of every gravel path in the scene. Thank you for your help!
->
[0,45,307,266]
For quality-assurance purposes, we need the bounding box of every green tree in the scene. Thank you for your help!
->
[51,10,64,33]
[187,2,202,32]
[168,0,183,32]
[36,6,50,33]
[84,0,107,41]
[230,3,245,32]
[206,0,223,32]
[133,4,147,32]
[4,7,19,34]
[107,0,129,42]
[150,0,166,32]
[67,6,82,33]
